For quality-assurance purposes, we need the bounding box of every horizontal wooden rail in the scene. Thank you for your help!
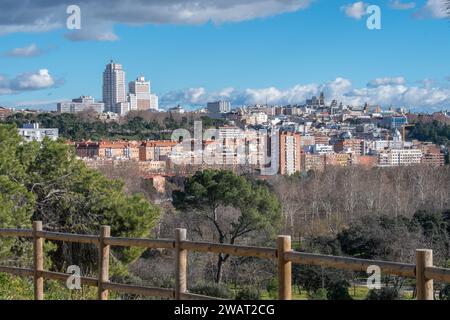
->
[0,266,34,277]
[0,228,32,238]
[2,222,450,300]
[36,231,100,245]
[39,271,98,287]
[284,251,416,278]
[180,241,277,260]
[105,237,174,249]
[425,266,450,283]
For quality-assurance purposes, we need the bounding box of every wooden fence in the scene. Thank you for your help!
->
[1,221,450,300]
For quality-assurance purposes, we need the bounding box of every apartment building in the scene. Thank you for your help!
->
[378,149,423,167]
[418,143,445,167]
[334,138,365,155]
[279,131,301,175]
[18,123,59,142]
[76,141,140,160]
[0,106,12,120]
[301,152,325,172]
[139,140,177,161]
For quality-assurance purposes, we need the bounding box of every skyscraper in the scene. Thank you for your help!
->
[103,61,126,114]
[129,76,151,111]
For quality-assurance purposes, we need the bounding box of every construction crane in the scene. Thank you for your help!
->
[402,124,415,142]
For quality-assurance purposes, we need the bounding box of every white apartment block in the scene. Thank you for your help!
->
[284,135,297,175]
[18,124,59,142]
[378,149,423,167]
[57,96,104,114]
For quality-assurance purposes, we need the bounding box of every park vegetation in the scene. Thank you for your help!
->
[1,116,450,299]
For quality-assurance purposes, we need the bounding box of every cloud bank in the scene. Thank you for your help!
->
[0,0,313,41]
[160,76,450,111]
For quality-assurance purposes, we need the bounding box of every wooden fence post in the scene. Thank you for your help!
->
[277,235,292,300]
[33,221,44,300]
[98,225,110,300]
[416,249,433,300]
[175,228,187,300]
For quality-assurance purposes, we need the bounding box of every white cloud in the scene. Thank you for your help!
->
[4,43,43,57]
[389,0,416,10]
[341,2,368,20]
[160,76,450,111]
[367,77,406,87]
[414,0,448,18]
[0,69,58,95]
[11,69,55,90]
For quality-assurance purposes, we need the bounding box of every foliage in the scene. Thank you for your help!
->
[266,277,278,299]
[3,112,228,141]
[337,215,422,261]
[173,169,282,283]
[307,288,327,300]
[293,235,352,300]
[0,123,160,274]
[439,284,450,300]
[326,280,352,300]
[235,286,261,300]
[190,282,234,299]
[366,287,400,300]
[408,120,450,147]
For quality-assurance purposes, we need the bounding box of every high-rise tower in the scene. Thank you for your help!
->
[102,61,127,114]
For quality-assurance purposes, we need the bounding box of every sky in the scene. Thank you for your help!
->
[0,0,449,111]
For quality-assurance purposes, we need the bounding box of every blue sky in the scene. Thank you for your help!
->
[0,0,449,111]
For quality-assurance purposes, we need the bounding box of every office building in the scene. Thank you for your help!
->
[57,96,104,114]
[103,61,126,114]
[207,101,231,115]
[129,76,152,111]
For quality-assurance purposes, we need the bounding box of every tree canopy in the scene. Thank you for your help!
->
[0,123,160,273]
[172,169,282,283]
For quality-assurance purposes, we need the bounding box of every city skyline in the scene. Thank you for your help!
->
[0,0,450,111]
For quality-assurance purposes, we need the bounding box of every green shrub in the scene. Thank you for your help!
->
[439,284,450,300]
[307,288,328,300]
[366,287,400,300]
[235,286,261,300]
[190,282,234,299]
[326,281,352,300]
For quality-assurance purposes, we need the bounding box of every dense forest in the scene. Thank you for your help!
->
[2,110,228,141]
[408,120,450,147]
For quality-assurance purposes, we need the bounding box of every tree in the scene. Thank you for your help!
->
[173,170,281,283]
[0,124,160,274]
